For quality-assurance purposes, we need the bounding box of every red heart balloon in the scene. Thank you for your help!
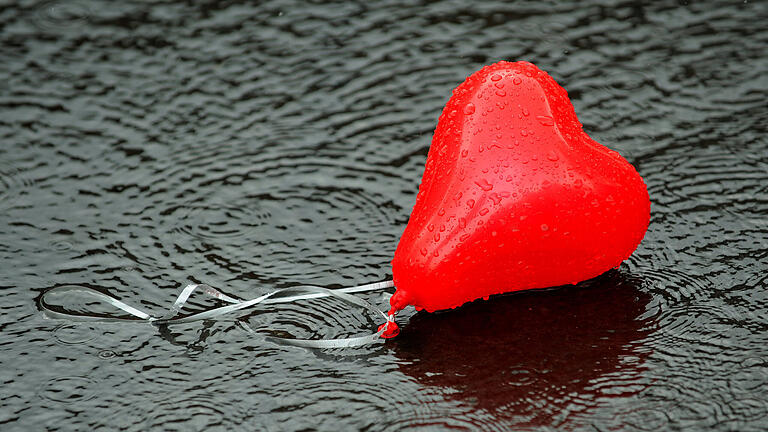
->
[389,61,650,313]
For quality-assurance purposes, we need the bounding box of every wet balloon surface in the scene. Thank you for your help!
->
[1,1,767,431]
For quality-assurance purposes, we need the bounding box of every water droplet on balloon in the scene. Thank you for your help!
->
[479,208,489,216]
[495,90,506,97]
[491,74,502,81]
[522,107,530,116]
[547,151,559,161]
[474,179,493,191]
[463,103,476,115]
[541,224,549,231]
[466,199,475,209]
[536,115,554,126]
[438,208,445,216]
[434,233,441,242]
[420,248,428,256]
[513,77,522,85]
[427,224,434,232]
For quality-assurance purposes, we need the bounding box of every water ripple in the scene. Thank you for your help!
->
[143,395,244,432]
[0,162,31,211]
[170,203,263,240]
[729,357,768,393]
[30,1,92,31]
[51,323,97,345]
[652,304,735,346]
[379,413,513,432]
[621,408,670,431]
[727,398,768,422]
[38,376,97,404]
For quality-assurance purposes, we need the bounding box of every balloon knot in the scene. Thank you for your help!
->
[378,315,400,339]
[389,289,411,314]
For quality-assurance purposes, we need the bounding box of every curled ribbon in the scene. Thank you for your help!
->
[40,280,399,348]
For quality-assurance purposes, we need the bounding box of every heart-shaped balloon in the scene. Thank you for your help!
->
[389,61,649,313]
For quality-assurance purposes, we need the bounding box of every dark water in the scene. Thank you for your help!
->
[1,0,767,430]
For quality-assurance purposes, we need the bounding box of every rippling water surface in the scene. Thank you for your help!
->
[1,1,767,430]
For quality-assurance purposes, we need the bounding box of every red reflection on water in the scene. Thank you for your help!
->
[393,271,652,428]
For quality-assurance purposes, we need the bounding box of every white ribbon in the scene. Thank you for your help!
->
[40,280,397,348]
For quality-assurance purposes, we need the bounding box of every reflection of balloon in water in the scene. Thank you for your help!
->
[393,272,652,428]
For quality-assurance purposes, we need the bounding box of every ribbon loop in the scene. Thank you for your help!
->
[40,281,397,348]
